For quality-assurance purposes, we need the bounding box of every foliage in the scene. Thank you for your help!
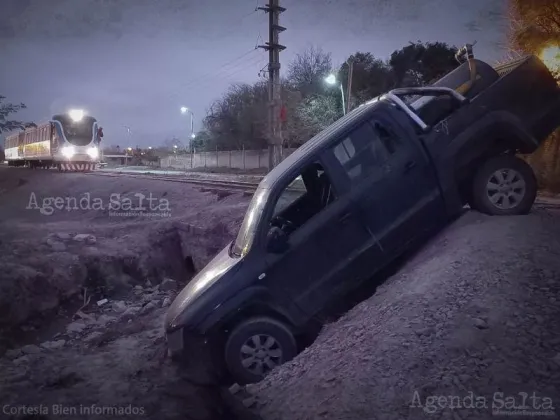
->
[295,94,342,139]
[338,52,393,110]
[0,95,35,134]
[508,0,560,192]
[389,41,458,87]
[203,82,268,150]
[508,0,560,54]
[197,41,459,151]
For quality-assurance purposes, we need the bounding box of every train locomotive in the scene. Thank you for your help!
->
[4,109,102,171]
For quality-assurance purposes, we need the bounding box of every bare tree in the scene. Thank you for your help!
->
[0,95,35,134]
[286,46,333,98]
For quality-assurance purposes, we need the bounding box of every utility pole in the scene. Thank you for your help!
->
[346,60,354,114]
[258,0,286,170]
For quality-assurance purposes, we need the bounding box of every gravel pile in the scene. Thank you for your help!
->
[242,209,560,420]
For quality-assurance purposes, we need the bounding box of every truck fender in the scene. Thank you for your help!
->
[199,285,301,333]
[437,110,539,210]
[454,110,539,156]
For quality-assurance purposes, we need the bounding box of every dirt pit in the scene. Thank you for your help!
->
[0,167,253,420]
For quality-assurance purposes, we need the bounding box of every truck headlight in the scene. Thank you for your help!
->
[87,147,99,159]
[61,146,75,158]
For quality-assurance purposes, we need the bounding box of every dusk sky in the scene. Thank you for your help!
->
[0,0,506,148]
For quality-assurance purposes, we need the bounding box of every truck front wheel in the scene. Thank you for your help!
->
[470,155,537,216]
[225,316,297,384]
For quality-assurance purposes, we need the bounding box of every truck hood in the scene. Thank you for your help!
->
[165,244,240,330]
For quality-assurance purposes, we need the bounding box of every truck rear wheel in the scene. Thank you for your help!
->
[225,316,297,385]
[470,155,537,215]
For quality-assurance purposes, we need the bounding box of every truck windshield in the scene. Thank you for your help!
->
[230,186,269,258]
[53,115,96,146]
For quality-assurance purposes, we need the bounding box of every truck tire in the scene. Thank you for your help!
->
[225,316,297,385]
[470,155,537,215]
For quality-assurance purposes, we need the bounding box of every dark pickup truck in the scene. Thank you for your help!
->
[165,44,560,385]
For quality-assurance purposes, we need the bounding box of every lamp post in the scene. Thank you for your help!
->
[180,106,195,141]
[324,74,346,115]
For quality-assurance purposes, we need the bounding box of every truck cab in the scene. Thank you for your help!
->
[166,99,450,384]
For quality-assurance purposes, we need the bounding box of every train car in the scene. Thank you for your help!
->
[4,109,102,171]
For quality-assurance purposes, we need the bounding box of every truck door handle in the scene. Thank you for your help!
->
[404,161,417,172]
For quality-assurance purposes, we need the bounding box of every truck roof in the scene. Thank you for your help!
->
[260,99,383,189]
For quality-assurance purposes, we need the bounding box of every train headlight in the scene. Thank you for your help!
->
[61,146,75,158]
[87,147,99,159]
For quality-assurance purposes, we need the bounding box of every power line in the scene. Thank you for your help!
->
[168,48,261,99]
[180,53,266,94]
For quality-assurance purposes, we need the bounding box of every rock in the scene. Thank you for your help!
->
[120,306,141,320]
[4,348,23,359]
[473,318,488,329]
[134,285,144,291]
[112,300,127,313]
[84,331,104,343]
[241,396,258,408]
[160,278,177,292]
[46,238,66,251]
[66,321,87,334]
[229,383,242,395]
[142,293,158,303]
[21,344,41,354]
[56,233,73,240]
[13,356,30,365]
[96,314,117,326]
[73,234,96,245]
[145,280,153,288]
[97,298,108,307]
[140,301,158,315]
[162,297,171,307]
[41,340,66,350]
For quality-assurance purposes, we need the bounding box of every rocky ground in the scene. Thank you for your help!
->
[1,165,559,420]
[239,208,560,420]
[0,166,251,420]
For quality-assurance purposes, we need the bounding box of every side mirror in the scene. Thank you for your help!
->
[266,226,289,254]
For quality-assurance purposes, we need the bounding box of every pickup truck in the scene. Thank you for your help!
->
[165,44,560,385]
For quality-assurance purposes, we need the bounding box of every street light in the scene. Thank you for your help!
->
[180,106,195,139]
[324,74,346,115]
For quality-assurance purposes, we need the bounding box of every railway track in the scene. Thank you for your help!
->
[84,170,560,209]
[83,171,261,194]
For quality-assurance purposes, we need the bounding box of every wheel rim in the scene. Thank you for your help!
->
[486,168,526,209]
[239,334,283,376]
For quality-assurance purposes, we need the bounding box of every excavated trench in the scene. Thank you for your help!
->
[0,222,252,420]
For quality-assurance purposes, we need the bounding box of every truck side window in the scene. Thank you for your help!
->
[269,161,336,235]
[371,121,403,155]
[333,122,390,183]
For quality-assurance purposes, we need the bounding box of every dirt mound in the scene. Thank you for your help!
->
[240,210,560,420]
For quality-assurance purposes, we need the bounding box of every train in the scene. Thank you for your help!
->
[4,110,102,171]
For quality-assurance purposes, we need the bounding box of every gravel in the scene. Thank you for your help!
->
[244,208,560,420]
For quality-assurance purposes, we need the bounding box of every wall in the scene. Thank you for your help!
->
[160,148,297,170]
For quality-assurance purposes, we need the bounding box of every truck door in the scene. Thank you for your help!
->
[262,158,373,317]
[330,113,444,260]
